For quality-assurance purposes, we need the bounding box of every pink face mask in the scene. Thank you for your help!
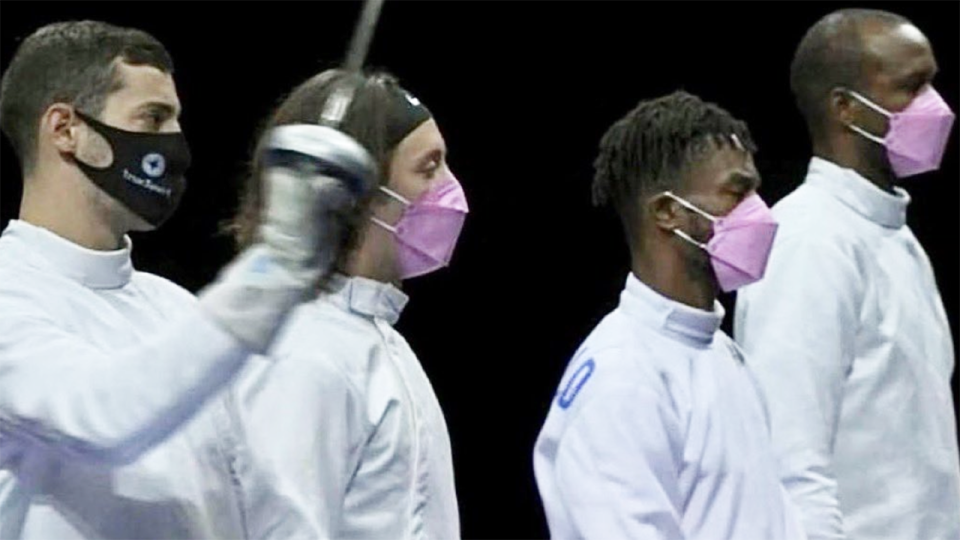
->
[371,173,469,280]
[666,192,779,292]
[846,86,956,178]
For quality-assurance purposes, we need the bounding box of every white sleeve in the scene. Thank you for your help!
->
[735,235,862,540]
[0,302,248,465]
[554,380,686,540]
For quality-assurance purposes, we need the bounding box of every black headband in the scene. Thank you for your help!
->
[384,85,432,149]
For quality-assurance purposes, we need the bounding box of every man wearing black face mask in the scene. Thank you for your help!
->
[0,21,359,538]
[735,9,959,540]
[69,109,192,228]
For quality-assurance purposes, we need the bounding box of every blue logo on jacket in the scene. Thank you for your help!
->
[558,359,596,409]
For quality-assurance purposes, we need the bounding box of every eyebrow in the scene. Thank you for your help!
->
[135,101,179,119]
[724,170,761,191]
[414,147,445,169]
[904,69,936,86]
[897,59,939,88]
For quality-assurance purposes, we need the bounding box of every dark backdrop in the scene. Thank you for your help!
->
[2,2,958,537]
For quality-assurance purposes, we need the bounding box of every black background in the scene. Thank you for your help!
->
[2,2,958,537]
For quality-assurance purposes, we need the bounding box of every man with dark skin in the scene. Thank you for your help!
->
[736,9,958,540]
[535,91,802,540]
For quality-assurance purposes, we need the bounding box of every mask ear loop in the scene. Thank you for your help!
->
[843,89,891,145]
[662,191,716,250]
[673,228,708,250]
[369,216,397,233]
[663,191,718,222]
[369,186,411,233]
[378,186,410,206]
[846,89,894,118]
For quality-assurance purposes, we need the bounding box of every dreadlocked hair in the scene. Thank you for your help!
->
[592,91,757,230]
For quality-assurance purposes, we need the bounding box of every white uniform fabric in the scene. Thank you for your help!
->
[236,275,460,540]
[534,273,805,540]
[0,220,252,539]
[735,157,960,540]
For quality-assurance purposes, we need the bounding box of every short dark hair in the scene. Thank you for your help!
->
[592,90,756,241]
[790,9,910,139]
[230,68,410,249]
[0,20,174,173]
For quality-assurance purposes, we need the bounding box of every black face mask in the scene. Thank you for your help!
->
[73,110,191,227]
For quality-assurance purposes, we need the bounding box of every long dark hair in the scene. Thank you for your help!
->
[230,68,406,249]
